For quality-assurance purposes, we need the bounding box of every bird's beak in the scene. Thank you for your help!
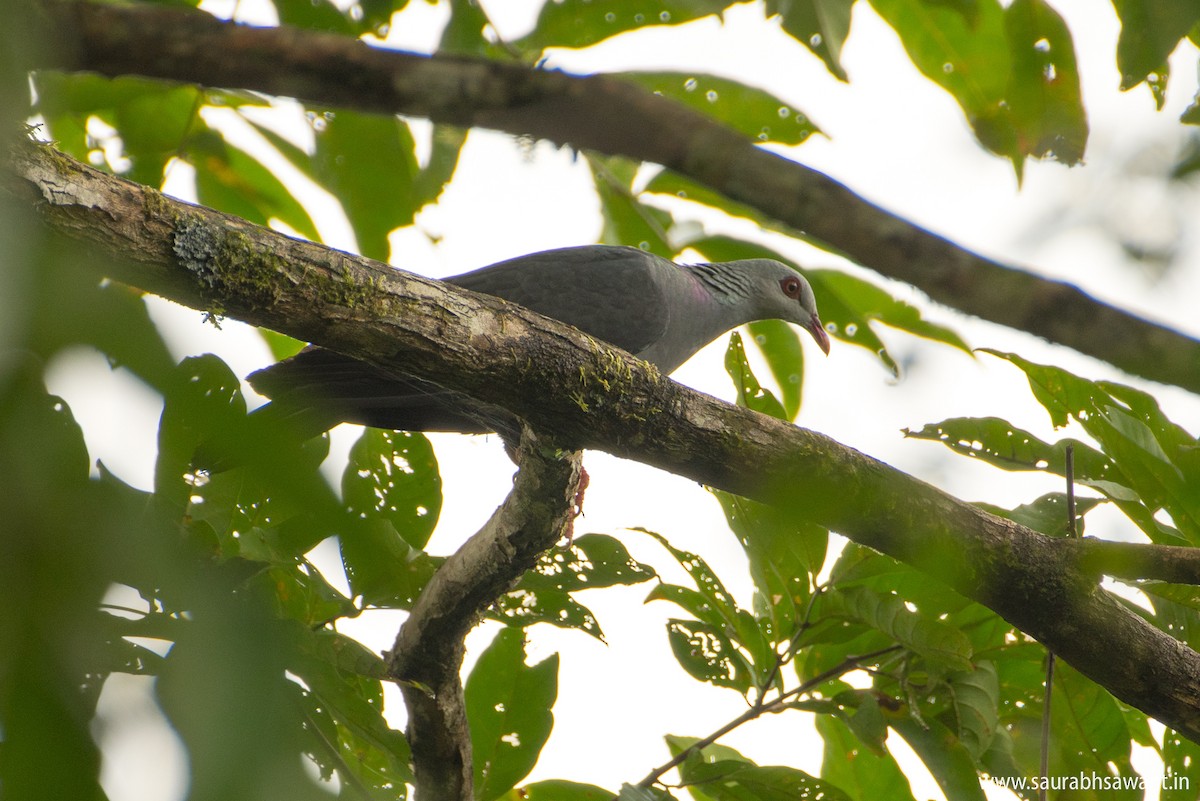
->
[808,314,831,356]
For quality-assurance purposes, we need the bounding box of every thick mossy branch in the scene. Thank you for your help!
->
[8,138,1200,742]
[35,0,1200,394]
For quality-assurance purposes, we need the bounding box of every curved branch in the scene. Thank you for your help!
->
[36,0,1200,394]
[8,138,1200,741]
[387,427,582,801]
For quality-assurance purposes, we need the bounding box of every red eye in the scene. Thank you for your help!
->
[780,277,802,297]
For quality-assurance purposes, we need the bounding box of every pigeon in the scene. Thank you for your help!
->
[244,245,829,443]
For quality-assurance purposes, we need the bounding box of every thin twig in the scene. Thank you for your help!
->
[634,645,901,791]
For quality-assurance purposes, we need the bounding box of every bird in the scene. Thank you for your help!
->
[237,245,830,448]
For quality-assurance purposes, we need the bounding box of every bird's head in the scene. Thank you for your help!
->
[736,259,831,356]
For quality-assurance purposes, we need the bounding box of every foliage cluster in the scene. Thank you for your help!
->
[7,0,1200,800]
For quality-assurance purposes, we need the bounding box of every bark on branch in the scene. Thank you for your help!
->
[9,137,1200,741]
[388,427,582,801]
[33,0,1200,394]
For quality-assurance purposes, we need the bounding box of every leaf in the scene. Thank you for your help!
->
[643,170,772,227]
[681,760,853,801]
[156,355,246,507]
[1162,727,1200,801]
[523,534,658,592]
[505,781,614,801]
[1001,0,1087,166]
[490,534,657,640]
[1046,663,1140,793]
[978,492,1104,538]
[287,626,413,792]
[588,154,674,255]
[517,0,731,52]
[342,429,442,550]
[1112,0,1200,93]
[905,414,1183,542]
[665,618,752,692]
[489,585,605,639]
[888,715,988,801]
[868,0,1086,173]
[191,131,320,241]
[313,110,421,261]
[745,319,806,419]
[768,0,855,81]
[620,71,821,146]
[339,518,440,608]
[724,331,788,420]
[710,489,828,645]
[465,628,559,801]
[642,530,775,677]
[817,714,918,801]
[946,662,999,760]
[275,0,356,34]
[984,351,1200,542]
[825,586,974,671]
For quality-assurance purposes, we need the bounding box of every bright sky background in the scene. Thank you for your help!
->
[43,1,1200,799]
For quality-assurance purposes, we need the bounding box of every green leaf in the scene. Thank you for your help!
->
[114,82,202,186]
[665,618,753,692]
[984,351,1200,542]
[287,626,413,792]
[275,0,356,35]
[261,564,357,626]
[946,662,999,760]
[1112,0,1200,92]
[1162,727,1200,801]
[745,319,806,419]
[978,492,1104,538]
[681,760,854,801]
[809,268,972,364]
[505,781,614,801]
[517,0,731,52]
[817,714,918,801]
[313,111,421,261]
[620,71,821,146]
[490,534,657,639]
[768,0,855,81]
[339,518,439,607]
[413,125,467,208]
[868,0,1086,173]
[342,429,441,549]
[490,583,605,639]
[643,170,772,228]
[1051,661,1135,770]
[825,586,974,671]
[843,692,888,755]
[724,331,788,420]
[1001,0,1087,166]
[465,628,559,801]
[192,131,320,242]
[524,534,658,592]
[711,490,827,645]
[589,154,674,255]
[156,355,246,507]
[439,0,505,57]
[889,715,987,801]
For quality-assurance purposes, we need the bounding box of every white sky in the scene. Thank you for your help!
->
[44,1,1200,799]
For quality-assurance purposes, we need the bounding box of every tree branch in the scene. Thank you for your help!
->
[387,427,582,801]
[8,137,1200,741]
[35,0,1200,394]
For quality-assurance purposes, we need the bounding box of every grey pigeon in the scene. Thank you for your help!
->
[246,245,829,442]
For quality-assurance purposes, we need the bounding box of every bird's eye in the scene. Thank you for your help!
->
[780,277,802,297]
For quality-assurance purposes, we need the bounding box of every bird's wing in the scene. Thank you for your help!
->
[447,246,671,357]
